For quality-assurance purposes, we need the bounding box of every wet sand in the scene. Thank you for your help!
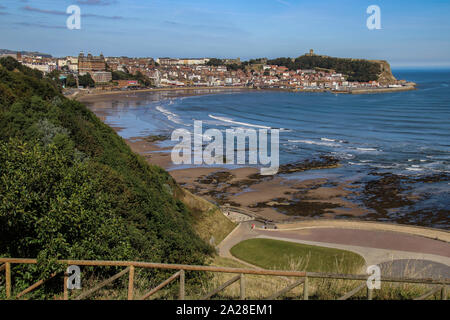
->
[124,133,369,222]
[131,137,369,221]
[79,89,370,223]
[77,87,252,104]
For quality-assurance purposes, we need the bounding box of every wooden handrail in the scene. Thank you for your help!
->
[414,286,442,300]
[0,258,308,278]
[338,282,366,300]
[305,271,450,285]
[16,272,58,299]
[1,257,449,285]
[1,256,449,301]
[139,270,181,300]
[266,278,305,300]
[202,274,241,300]
[75,267,130,300]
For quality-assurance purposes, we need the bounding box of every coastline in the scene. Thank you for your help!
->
[119,136,369,223]
[78,89,374,223]
[78,87,448,229]
[73,86,252,101]
[72,82,416,102]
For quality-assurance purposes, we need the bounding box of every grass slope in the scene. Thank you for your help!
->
[230,238,365,274]
[180,189,236,245]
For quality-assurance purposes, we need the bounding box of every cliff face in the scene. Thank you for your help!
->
[370,60,397,84]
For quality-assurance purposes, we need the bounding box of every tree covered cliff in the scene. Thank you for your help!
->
[267,54,389,82]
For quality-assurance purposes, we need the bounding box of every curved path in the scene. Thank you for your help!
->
[217,221,450,278]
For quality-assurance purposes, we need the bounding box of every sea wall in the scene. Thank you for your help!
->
[348,85,416,94]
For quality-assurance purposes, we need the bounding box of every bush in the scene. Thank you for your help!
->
[0,58,212,298]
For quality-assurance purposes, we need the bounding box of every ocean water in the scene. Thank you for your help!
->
[91,69,450,227]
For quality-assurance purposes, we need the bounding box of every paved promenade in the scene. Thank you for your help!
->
[217,220,450,278]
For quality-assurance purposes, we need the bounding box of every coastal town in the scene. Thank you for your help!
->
[0,49,416,93]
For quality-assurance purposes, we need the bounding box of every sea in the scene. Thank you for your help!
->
[88,69,450,228]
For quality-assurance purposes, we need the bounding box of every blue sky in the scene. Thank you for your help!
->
[0,0,449,66]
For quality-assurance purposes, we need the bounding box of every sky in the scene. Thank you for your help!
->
[0,0,449,67]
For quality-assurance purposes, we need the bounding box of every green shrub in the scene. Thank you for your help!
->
[0,58,212,298]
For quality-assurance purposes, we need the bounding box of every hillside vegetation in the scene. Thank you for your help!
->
[0,57,213,297]
[180,189,236,245]
[267,55,384,82]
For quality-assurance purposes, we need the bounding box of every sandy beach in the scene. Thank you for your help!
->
[123,135,369,222]
[78,89,372,223]
[78,86,450,230]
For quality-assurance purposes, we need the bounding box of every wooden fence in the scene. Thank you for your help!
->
[0,258,448,300]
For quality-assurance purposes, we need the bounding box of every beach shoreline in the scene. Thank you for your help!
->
[123,135,369,222]
[73,86,252,102]
[72,82,416,102]
[79,89,373,223]
[78,88,448,229]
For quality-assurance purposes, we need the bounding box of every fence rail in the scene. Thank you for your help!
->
[0,258,448,300]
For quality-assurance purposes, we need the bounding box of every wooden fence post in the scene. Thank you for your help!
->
[367,287,373,300]
[442,286,447,300]
[63,272,69,300]
[5,262,11,299]
[179,269,185,300]
[128,265,135,300]
[303,277,309,300]
[240,274,245,300]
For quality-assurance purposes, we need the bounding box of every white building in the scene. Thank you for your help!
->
[23,63,50,74]
[156,57,210,66]
[57,59,67,69]
[68,63,78,72]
